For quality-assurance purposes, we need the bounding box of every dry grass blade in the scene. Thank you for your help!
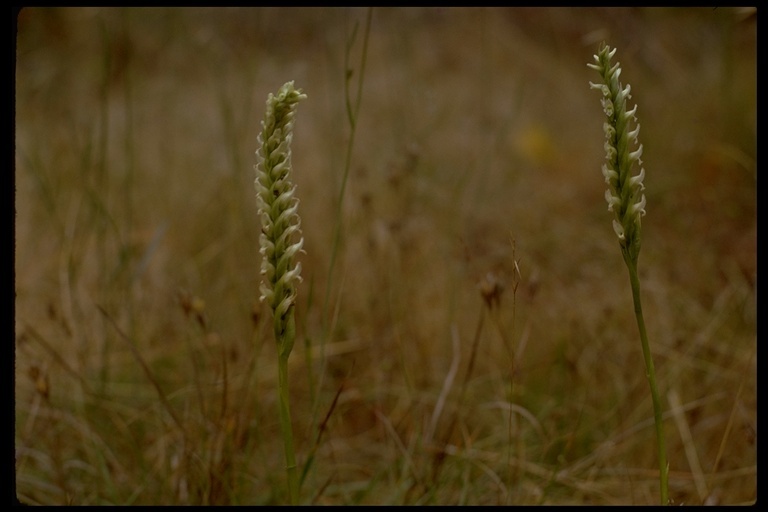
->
[20,323,93,395]
[96,304,187,437]
[668,388,707,502]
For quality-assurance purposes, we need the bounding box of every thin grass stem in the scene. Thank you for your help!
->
[320,6,373,349]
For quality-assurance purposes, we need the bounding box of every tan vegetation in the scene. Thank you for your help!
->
[15,7,756,505]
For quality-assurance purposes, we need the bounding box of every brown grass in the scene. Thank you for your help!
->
[15,7,756,505]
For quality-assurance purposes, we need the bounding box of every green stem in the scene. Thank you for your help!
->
[276,314,299,505]
[625,255,669,505]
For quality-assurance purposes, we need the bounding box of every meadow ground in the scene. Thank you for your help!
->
[14,7,756,505]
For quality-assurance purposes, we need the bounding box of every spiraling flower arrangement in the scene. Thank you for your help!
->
[588,45,669,505]
[588,45,647,264]
[255,80,306,505]
[256,81,306,354]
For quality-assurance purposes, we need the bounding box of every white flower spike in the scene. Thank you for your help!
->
[255,81,306,349]
[588,44,647,262]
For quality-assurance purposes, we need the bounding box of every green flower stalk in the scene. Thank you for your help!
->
[588,45,669,505]
[255,81,306,505]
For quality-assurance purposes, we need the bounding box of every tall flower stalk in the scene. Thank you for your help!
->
[588,44,669,505]
[255,81,306,505]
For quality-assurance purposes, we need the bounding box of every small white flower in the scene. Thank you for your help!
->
[588,81,608,95]
[605,189,621,211]
[602,164,618,185]
[612,219,625,240]
[601,97,614,117]
[629,168,646,191]
[620,84,631,102]
[629,194,647,218]
[624,104,638,121]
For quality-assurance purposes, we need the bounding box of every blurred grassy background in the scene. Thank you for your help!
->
[15,7,756,505]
